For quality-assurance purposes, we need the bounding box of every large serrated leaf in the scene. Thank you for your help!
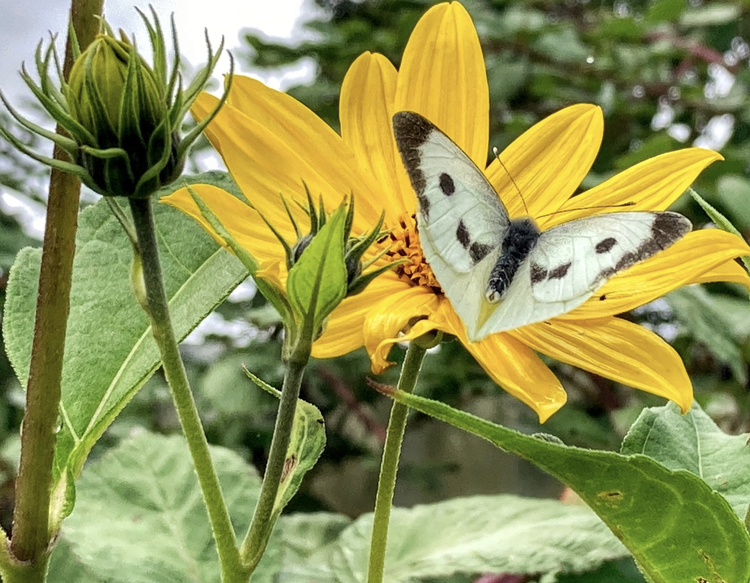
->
[2,172,248,494]
[251,496,630,583]
[311,496,628,583]
[48,432,261,583]
[381,390,750,583]
[622,401,750,520]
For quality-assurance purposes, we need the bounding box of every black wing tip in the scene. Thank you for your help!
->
[392,111,435,148]
[653,212,692,246]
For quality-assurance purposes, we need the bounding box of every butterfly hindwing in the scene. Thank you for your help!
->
[393,111,509,273]
[528,211,691,303]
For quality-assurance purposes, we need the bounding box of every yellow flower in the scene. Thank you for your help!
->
[163,2,750,422]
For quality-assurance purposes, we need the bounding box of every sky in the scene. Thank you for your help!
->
[0,0,318,102]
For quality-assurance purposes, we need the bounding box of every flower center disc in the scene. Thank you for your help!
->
[386,214,441,292]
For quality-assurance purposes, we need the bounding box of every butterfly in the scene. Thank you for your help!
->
[392,111,691,342]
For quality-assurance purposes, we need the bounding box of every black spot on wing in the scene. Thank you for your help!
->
[548,262,572,280]
[595,237,617,254]
[456,219,471,249]
[530,263,547,284]
[455,219,493,263]
[439,173,455,196]
[470,242,493,263]
[393,112,438,218]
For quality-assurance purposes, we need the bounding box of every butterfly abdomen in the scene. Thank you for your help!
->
[485,218,540,303]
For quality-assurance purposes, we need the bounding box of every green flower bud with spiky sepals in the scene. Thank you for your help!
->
[0,8,232,199]
[65,32,175,198]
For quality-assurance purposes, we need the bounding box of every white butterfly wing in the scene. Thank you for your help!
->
[474,211,691,340]
[528,212,690,302]
[392,111,692,343]
[392,112,510,273]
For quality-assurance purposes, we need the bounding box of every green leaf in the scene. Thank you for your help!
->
[251,512,351,583]
[680,3,741,27]
[48,432,261,583]
[287,202,347,335]
[2,172,248,510]
[622,402,750,521]
[715,175,750,230]
[646,0,687,23]
[688,187,750,273]
[245,370,327,519]
[379,389,750,583]
[667,286,747,384]
[316,495,628,583]
[533,27,590,64]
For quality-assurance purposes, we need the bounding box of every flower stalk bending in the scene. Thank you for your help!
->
[129,197,245,582]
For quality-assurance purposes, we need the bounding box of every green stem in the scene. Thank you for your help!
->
[367,342,427,583]
[9,1,103,578]
[239,342,309,571]
[128,198,244,583]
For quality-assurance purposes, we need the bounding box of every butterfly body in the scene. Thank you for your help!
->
[392,111,691,341]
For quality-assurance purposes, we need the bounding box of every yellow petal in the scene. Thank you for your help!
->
[192,91,382,234]
[512,317,692,412]
[161,183,286,268]
[312,273,410,359]
[561,229,750,319]
[365,286,442,372]
[485,104,603,222]
[692,259,750,287]
[439,307,567,422]
[549,148,723,227]
[394,2,489,166]
[340,52,413,221]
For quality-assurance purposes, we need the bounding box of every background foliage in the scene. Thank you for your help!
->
[2,0,750,581]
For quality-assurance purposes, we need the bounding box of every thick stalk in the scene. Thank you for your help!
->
[240,343,309,570]
[128,198,244,582]
[366,342,427,583]
[10,0,103,575]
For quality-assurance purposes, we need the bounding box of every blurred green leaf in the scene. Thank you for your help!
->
[716,174,750,229]
[667,286,747,384]
[646,0,688,23]
[680,3,741,27]
[533,27,590,64]
[274,495,629,582]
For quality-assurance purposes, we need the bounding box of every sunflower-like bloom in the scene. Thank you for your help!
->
[164,2,750,421]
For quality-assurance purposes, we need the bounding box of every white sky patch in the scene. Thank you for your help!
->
[0,0,317,103]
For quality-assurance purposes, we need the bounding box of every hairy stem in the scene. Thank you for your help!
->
[9,0,103,577]
[367,342,427,583]
[129,198,244,582]
[240,343,309,571]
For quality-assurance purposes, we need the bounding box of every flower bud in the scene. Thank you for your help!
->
[0,9,229,200]
[65,33,176,198]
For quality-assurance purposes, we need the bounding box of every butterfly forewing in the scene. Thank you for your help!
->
[393,112,509,273]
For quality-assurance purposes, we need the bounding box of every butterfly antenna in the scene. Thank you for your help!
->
[493,147,530,217]
[535,201,636,219]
